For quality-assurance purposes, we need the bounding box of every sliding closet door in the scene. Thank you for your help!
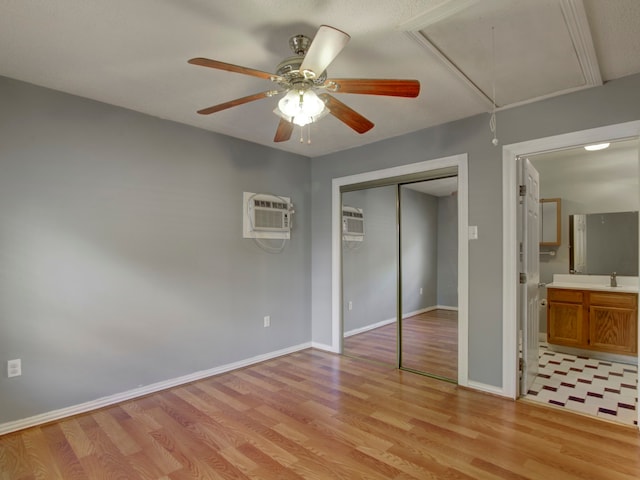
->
[399,179,458,380]
[342,186,398,366]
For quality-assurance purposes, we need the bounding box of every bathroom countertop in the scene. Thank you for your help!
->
[545,282,638,294]
[545,274,639,293]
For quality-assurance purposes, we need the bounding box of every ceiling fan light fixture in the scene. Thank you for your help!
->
[274,105,329,127]
[584,142,610,151]
[276,89,327,126]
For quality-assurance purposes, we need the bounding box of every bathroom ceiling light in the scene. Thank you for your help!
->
[584,143,610,151]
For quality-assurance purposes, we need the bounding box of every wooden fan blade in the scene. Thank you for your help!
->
[326,78,420,97]
[299,25,350,79]
[188,57,275,81]
[319,94,374,134]
[274,118,294,142]
[196,91,273,115]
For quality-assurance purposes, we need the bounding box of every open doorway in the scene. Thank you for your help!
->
[502,121,640,428]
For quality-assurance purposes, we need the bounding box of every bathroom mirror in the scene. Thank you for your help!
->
[569,211,639,276]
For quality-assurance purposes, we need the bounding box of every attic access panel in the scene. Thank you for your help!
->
[419,0,598,107]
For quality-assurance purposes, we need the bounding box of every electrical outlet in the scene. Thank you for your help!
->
[8,359,21,378]
[419,288,423,295]
[348,301,353,311]
[264,315,270,327]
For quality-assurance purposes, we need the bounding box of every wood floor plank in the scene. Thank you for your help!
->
[58,418,96,460]
[21,427,64,479]
[2,348,639,479]
[0,433,32,479]
[39,424,87,480]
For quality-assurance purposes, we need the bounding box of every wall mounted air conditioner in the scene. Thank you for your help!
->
[243,192,293,239]
[342,206,364,241]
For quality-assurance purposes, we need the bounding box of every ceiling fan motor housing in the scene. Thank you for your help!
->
[275,55,327,88]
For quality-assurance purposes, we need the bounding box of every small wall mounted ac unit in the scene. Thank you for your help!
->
[243,192,293,239]
[342,206,364,241]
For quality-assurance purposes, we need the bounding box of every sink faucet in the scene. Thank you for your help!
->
[610,272,617,287]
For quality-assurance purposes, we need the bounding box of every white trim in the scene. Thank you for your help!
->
[0,342,311,436]
[404,305,459,315]
[397,0,480,31]
[344,318,397,338]
[560,0,603,87]
[467,380,507,397]
[331,154,469,387]
[311,342,337,352]
[502,121,640,402]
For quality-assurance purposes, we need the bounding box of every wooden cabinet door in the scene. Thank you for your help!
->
[589,305,638,354]
[547,301,585,347]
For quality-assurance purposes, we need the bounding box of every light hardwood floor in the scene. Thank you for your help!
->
[343,309,457,380]
[1,349,639,479]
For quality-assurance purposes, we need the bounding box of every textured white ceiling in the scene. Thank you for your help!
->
[1,0,639,157]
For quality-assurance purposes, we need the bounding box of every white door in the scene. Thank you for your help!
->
[518,157,540,396]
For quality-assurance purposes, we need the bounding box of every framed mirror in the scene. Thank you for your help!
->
[569,211,639,275]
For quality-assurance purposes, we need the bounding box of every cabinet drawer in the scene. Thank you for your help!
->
[548,288,583,303]
[589,292,637,309]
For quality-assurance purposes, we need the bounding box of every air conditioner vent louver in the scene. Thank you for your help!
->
[344,217,364,235]
[243,192,292,239]
[342,206,364,241]
[254,201,290,230]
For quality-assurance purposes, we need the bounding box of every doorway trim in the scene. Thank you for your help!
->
[331,153,469,387]
[502,120,640,400]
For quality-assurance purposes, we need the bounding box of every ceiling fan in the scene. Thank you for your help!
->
[188,25,420,143]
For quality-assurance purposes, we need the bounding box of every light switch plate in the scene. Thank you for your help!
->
[8,359,21,378]
[468,225,478,240]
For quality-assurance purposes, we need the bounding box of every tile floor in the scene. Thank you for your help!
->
[525,343,638,426]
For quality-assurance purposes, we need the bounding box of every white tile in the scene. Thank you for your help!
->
[615,407,638,426]
[535,344,638,425]
[565,399,598,416]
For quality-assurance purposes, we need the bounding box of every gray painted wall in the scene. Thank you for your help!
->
[400,187,438,313]
[311,73,640,388]
[342,187,397,332]
[437,194,458,307]
[0,76,311,424]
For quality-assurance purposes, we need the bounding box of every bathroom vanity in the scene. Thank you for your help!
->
[546,275,638,356]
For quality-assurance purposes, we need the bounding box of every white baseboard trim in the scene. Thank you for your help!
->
[435,305,458,312]
[344,318,396,338]
[311,342,338,353]
[0,342,312,436]
[466,380,509,398]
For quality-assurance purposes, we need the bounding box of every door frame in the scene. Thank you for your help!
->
[331,153,469,387]
[502,120,640,401]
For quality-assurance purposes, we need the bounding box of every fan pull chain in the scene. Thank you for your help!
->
[489,26,499,147]
[297,124,313,144]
